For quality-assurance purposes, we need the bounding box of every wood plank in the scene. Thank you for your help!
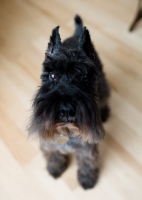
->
[0,0,142,199]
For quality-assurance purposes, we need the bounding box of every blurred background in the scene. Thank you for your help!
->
[0,0,142,199]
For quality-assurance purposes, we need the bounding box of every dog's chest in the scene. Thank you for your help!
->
[40,137,84,154]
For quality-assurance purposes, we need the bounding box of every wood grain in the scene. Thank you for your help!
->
[0,0,142,199]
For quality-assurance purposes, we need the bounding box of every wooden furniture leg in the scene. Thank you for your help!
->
[129,0,142,31]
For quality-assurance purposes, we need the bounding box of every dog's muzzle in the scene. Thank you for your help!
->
[57,101,76,123]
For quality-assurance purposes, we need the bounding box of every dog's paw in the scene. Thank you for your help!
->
[47,165,66,178]
[78,169,99,189]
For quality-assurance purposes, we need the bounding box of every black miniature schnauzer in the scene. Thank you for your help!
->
[28,15,110,189]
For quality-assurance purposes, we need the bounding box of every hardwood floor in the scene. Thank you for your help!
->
[0,0,142,199]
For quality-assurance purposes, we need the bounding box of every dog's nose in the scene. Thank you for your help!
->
[59,104,76,122]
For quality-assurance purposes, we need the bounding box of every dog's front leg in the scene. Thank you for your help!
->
[41,145,69,178]
[76,144,99,189]
[47,151,69,178]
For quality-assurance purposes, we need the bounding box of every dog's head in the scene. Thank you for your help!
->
[28,26,105,144]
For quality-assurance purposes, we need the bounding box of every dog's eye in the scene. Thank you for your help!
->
[49,72,57,81]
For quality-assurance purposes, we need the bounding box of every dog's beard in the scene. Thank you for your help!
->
[43,122,80,142]
[28,86,105,144]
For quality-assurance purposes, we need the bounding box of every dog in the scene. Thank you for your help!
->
[28,15,110,189]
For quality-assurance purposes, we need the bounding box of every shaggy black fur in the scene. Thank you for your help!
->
[28,15,110,189]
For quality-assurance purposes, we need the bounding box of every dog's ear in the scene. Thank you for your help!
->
[78,27,95,60]
[46,26,62,56]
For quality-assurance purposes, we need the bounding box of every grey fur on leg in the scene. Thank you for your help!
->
[40,145,69,178]
[47,151,69,178]
[76,144,99,189]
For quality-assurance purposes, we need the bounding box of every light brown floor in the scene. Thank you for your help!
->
[0,0,142,199]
